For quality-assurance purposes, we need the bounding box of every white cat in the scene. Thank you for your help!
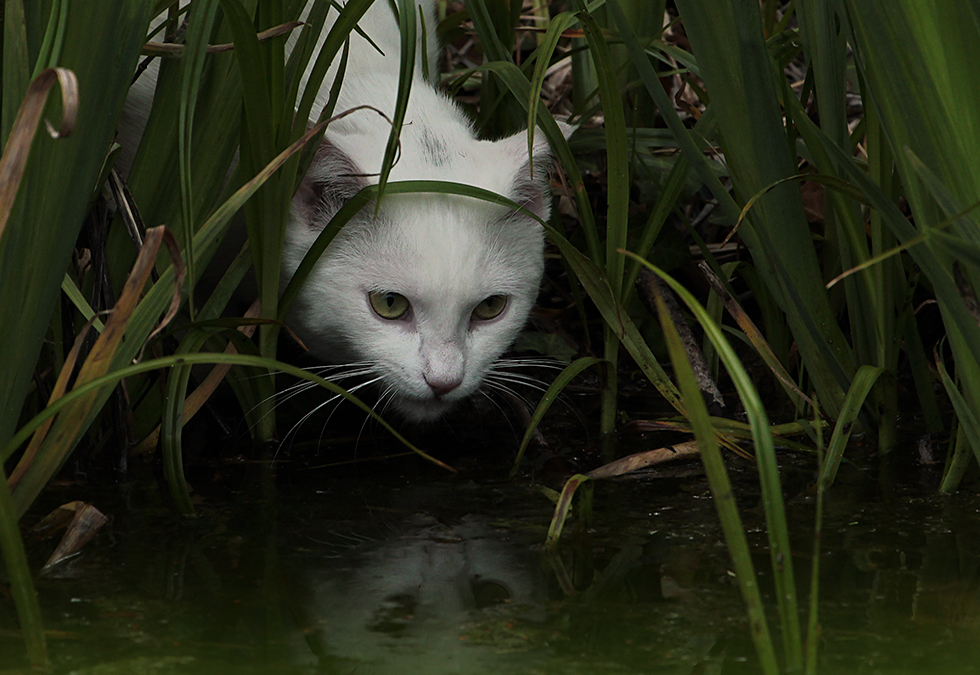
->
[283,1,571,423]
[121,1,570,423]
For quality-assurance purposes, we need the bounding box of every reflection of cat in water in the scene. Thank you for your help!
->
[292,514,546,674]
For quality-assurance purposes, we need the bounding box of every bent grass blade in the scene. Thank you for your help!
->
[511,356,608,477]
[0,67,78,244]
[626,250,802,671]
[8,227,182,519]
[650,274,780,675]
[4,353,453,487]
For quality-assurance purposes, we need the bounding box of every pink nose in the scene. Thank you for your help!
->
[425,376,462,398]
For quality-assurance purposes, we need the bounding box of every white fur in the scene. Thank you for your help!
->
[281,1,572,423]
[121,1,570,423]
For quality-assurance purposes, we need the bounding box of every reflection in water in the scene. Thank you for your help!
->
[288,513,548,674]
[7,457,980,674]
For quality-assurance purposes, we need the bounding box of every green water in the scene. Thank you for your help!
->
[3,430,980,674]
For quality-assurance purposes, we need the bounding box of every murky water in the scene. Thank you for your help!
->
[3,415,980,674]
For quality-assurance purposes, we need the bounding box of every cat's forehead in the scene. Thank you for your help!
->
[336,111,522,195]
[361,197,542,298]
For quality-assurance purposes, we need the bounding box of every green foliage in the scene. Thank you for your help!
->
[4,0,980,670]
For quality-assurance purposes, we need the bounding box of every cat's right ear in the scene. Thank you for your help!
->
[293,137,368,230]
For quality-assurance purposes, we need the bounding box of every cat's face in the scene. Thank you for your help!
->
[282,193,544,422]
[280,123,563,422]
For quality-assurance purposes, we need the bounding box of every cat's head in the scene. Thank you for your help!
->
[281,116,571,422]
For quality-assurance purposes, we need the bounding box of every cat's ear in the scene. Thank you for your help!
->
[293,137,368,230]
[497,121,576,222]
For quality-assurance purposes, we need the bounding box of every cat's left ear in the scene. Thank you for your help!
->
[499,121,576,222]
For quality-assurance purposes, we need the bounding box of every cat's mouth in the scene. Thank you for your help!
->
[390,393,457,424]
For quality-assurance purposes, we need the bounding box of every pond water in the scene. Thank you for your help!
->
[3,409,980,674]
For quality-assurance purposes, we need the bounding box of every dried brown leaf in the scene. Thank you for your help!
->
[0,67,78,243]
[41,503,108,570]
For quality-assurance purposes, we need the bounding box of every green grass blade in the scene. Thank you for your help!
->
[375,0,416,208]
[650,269,779,675]
[511,357,607,476]
[4,353,451,479]
[578,11,628,298]
[177,0,221,318]
[61,274,105,333]
[526,12,577,170]
[941,424,972,495]
[935,338,980,493]
[631,253,802,668]
[0,0,151,449]
[32,0,69,75]
[160,330,215,516]
[2,0,31,143]
[805,395,825,674]
[671,0,855,420]
[0,459,48,668]
[294,0,373,132]
[579,9,630,439]
[465,0,511,63]
[818,365,886,489]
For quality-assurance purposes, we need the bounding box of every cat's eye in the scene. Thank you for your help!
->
[369,291,411,320]
[472,295,507,321]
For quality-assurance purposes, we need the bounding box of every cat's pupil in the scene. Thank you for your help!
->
[384,293,396,308]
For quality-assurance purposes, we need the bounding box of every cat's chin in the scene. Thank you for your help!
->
[389,395,458,424]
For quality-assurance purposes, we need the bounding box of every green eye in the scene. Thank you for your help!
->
[472,295,507,321]
[369,291,410,320]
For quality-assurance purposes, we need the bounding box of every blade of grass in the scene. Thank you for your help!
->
[0,461,48,669]
[817,365,885,489]
[177,0,221,319]
[805,395,825,674]
[511,356,607,476]
[0,0,150,453]
[61,274,106,333]
[935,339,980,492]
[7,321,94,487]
[375,0,415,208]
[1,0,31,143]
[700,261,812,410]
[526,12,577,173]
[4,352,453,479]
[650,270,779,675]
[580,10,630,442]
[545,474,591,549]
[161,330,214,516]
[0,67,77,243]
[9,226,180,517]
[628,251,802,668]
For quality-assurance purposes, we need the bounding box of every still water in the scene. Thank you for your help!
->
[3,424,980,674]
